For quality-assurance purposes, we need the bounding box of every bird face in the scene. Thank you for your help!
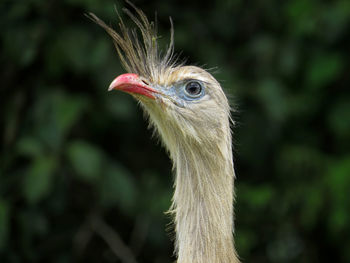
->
[89,6,231,147]
[109,66,211,106]
[109,65,231,146]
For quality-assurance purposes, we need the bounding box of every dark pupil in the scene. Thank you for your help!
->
[186,82,201,95]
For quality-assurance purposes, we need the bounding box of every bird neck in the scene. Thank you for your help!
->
[170,137,239,263]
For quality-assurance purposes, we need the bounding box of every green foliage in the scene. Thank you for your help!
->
[67,140,104,182]
[98,162,137,213]
[306,53,343,89]
[1,0,350,262]
[326,156,350,235]
[22,156,57,204]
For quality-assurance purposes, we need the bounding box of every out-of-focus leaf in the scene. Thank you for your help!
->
[20,210,49,238]
[22,156,57,204]
[306,53,343,89]
[106,94,137,120]
[67,140,104,182]
[55,94,87,135]
[98,162,137,213]
[276,145,325,178]
[327,99,350,140]
[18,209,49,258]
[139,171,172,216]
[0,199,10,251]
[256,79,288,122]
[251,35,276,65]
[16,137,43,157]
[62,29,95,72]
[286,0,318,35]
[279,42,299,77]
[236,228,257,257]
[300,187,323,229]
[320,1,350,41]
[32,90,87,151]
[2,24,40,67]
[326,156,350,234]
[267,229,303,262]
[239,184,274,210]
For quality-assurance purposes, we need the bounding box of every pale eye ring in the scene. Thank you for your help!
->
[184,81,203,98]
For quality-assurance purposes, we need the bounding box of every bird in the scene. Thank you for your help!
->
[88,3,240,263]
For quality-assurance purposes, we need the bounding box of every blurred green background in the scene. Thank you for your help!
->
[1,0,350,262]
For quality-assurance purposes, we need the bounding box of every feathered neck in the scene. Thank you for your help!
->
[167,120,239,263]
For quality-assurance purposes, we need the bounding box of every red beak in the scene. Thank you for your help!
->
[108,73,157,99]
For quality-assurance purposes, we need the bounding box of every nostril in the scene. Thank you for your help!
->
[140,78,150,85]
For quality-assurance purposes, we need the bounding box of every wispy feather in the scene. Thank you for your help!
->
[87,1,176,82]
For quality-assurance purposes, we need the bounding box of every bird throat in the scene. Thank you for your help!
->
[169,138,239,263]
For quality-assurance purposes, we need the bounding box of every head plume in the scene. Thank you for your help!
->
[87,1,177,83]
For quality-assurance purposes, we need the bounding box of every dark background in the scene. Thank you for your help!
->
[1,0,350,262]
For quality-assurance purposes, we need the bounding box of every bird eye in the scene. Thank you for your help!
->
[184,81,203,98]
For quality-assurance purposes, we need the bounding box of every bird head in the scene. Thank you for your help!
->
[88,3,232,154]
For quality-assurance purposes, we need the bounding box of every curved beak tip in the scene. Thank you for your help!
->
[108,81,116,91]
[108,75,125,91]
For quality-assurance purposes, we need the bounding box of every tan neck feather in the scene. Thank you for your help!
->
[140,70,239,262]
[169,134,239,263]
